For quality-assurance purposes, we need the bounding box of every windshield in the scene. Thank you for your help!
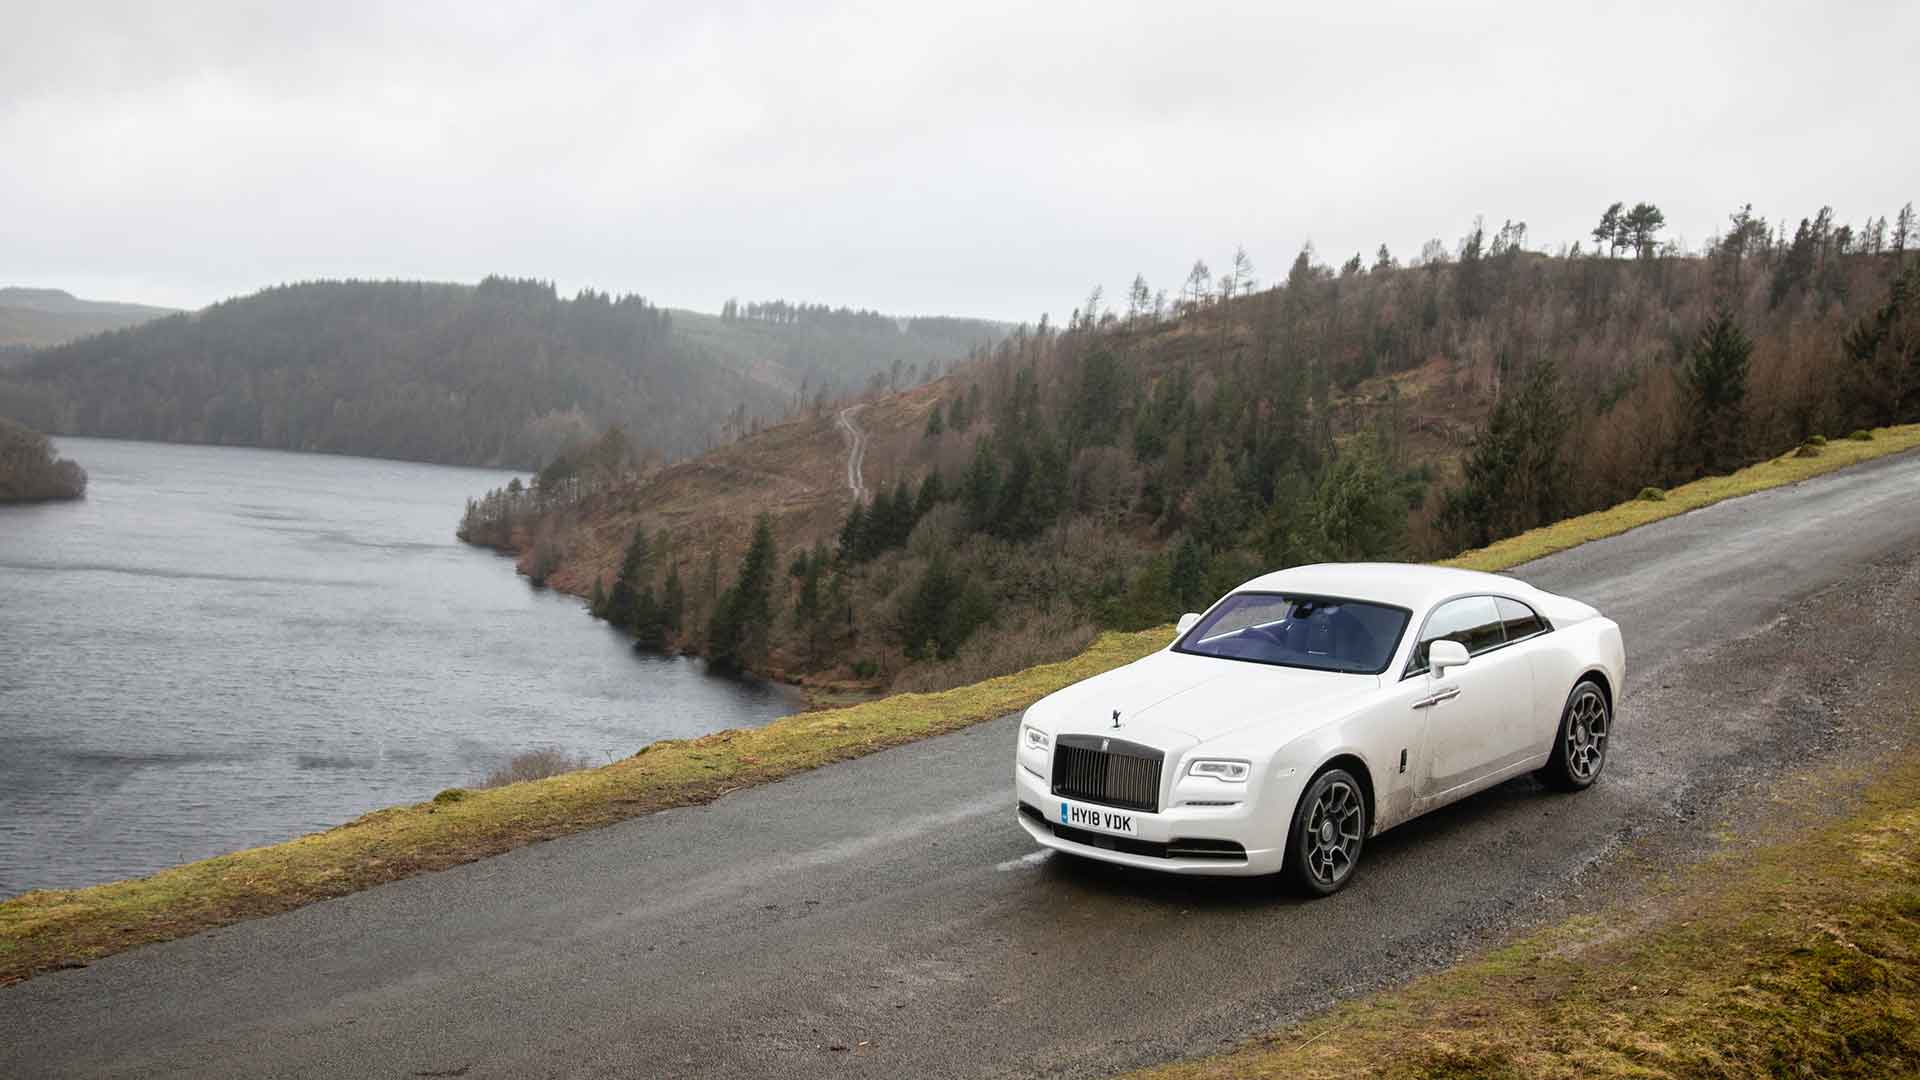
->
[1173,592,1410,675]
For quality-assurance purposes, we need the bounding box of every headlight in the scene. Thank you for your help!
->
[1187,758,1251,782]
[1023,725,1050,751]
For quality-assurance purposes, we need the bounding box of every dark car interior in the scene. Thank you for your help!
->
[1177,594,1408,674]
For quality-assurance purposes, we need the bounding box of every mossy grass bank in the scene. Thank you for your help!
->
[1128,753,1920,1080]
[3,421,1917,986]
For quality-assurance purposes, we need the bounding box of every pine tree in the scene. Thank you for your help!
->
[1456,218,1488,317]
[707,514,777,672]
[1593,202,1625,257]
[1624,202,1666,258]
[1169,535,1209,613]
[1309,434,1406,561]
[901,550,958,660]
[661,563,685,634]
[913,471,945,519]
[837,502,867,563]
[1839,264,1920,427]
[604,527,651,630]
[925,402,945,438]
[634,585,667,650]
[588,576,607,618]
[884,478,914,548]
[1771,218,1819,308]
[1068,349,1125,448]
[794,556,822,627]
[899,549,993,660]
[961,436,1001,532]
[705,586,739,667]
[1685,308,1753,474]
[1438,361,1572,548]
[1191,449,1245,551]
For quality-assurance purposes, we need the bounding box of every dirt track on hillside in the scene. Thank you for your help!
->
[836,403,868,501]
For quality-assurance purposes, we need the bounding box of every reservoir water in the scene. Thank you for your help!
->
[0,437,798,897]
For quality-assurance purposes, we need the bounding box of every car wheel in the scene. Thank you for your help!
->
[1541,679,1610,792]
[1283,768,1368,897]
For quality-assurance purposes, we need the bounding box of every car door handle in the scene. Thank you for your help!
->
[1412,686,1461,710]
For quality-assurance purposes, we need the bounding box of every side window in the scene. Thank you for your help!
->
[1496,597,1548,642]
[1408,596,1505,674]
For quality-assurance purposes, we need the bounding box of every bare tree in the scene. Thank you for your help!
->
[1182,260,1212,312]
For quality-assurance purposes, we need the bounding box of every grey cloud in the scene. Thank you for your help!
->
[2,0,1914,322]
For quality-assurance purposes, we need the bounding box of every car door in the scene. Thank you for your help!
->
[1406,596,1534,801]
[1495,595,1560,759]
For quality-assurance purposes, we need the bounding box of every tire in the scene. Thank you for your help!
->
[1540,679,1610,792]
[1283,768,1369,897]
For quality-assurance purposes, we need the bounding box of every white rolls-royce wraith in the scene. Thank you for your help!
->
[1014,563,1625,895]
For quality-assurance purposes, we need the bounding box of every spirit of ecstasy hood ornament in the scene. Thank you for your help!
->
[1111,708,1122,728]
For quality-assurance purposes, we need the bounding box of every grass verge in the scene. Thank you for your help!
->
[3,421,1916,985]
[1129,756,1920,1080]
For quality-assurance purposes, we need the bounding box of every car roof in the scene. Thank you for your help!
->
[1232,562,1544,612]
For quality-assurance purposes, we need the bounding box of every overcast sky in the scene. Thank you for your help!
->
[4,1,1914,323]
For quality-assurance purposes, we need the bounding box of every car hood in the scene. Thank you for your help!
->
[1029,648,1379,745]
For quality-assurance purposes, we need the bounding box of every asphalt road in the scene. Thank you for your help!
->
[7,449,1920,1079]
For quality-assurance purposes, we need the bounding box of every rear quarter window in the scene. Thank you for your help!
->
[1496,596,1549,641]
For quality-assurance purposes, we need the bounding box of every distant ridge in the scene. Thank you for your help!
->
[0,287,179,350]
[0,277,1005,468]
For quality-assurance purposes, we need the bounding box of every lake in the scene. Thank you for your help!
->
[0,437,798,897]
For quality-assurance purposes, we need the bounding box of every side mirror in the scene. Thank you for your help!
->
[1175,612,1201,635]
[1428,639,1470,677]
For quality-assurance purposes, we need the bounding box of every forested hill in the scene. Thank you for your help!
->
[0,278,1005,467]
[460,201,1919,693]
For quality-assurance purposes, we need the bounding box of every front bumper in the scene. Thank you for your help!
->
[1014,762,1287,876]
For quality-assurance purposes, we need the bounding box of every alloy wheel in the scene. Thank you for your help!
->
[1565,686,1609,781]
[1303,778,1364,886]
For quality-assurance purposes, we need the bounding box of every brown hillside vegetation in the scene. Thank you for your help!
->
[519,383,951,615]
[464,205,1919,693]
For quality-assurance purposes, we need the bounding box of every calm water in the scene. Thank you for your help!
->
[0,437,797,897]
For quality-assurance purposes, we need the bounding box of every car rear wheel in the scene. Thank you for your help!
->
[1283,768,1368,897]
[1540,679,1610,792]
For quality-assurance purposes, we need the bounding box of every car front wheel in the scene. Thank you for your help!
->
[1541,679,1610,792]
[1284,768,1368,897]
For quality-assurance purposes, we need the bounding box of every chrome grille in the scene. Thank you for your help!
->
[1050,734,1163,812]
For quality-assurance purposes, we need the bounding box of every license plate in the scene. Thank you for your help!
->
[1059,800,1138,836]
